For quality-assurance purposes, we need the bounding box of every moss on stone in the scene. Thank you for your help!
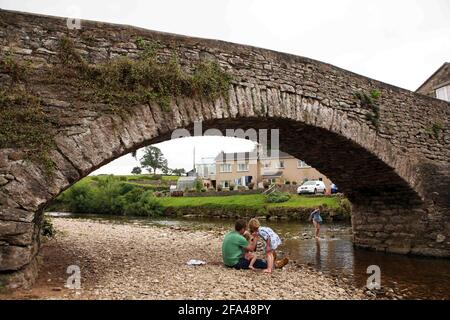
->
[57,35,84,66]
[355,89,381,129]
[55,36,232,113]
[0,36,232,172]
[0,52,30,82]
[0,88,55,174]
[426,123,443,140]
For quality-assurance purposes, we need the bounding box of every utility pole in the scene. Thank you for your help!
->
[193,146,196,172]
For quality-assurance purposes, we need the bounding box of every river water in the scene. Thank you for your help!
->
[49,213,450,300]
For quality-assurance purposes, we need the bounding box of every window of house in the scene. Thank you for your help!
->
[222,180,230,188]
[297,160,310,168]
[436,85,450,102]
[276,160,285,168]
[220,164,232,173]
[237,163,249,172]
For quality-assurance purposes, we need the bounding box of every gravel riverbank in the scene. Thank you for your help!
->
[2,218,367,300]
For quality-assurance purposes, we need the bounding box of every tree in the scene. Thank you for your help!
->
[140,146,167,175]
[131,166,142,175]
[171,168,186,176]
[161,161,171,175]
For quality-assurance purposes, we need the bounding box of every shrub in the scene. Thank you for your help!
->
[131,166,142,175]
[248,182,255,190]
[124,191,164,217]
[340,197,352,215]
[171,191,184,197]
[263,181,270,189]
[217,186,223,192]
[266,191,291,203]
[237,186,247,191]
[229,183,235,191]
[41,216,56,238]
[285,181,291,185]
[194,179,203,192]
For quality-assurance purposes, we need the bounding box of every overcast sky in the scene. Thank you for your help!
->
[1,0,449,174]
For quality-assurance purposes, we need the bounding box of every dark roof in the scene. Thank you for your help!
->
[259,151,293,160]
[416,62,450,92]
[215,150,293,162]
[215,151,258,162]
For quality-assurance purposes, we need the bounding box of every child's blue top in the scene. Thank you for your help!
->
[309,210,323,223]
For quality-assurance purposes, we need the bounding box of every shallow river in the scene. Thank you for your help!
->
[49,213,450,299]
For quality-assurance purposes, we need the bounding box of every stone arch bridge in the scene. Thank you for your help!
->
[0,10,449,288]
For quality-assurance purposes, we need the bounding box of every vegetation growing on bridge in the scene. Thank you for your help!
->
[0,52,30,82]
[426,122,443,140]
[56,36,232,112]
[354,89,381,130]
[0,37,232,174]
[0,86,55,174]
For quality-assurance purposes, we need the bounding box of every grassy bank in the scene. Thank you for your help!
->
[157,194,349,221]
[156,194,340,209]
[48,174,351,221]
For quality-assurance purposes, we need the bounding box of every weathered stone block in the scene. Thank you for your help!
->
[0,244,36,271]
[0,220,35,246]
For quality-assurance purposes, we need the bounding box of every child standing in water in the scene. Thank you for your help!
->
[309,206,323,239]
[248,218,284,273]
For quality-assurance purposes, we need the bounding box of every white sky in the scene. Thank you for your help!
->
[1,0,448,174]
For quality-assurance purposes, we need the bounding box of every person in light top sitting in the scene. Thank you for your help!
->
[248,218,287,274]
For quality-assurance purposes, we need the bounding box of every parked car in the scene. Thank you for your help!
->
[297,181,326,195]
[331,183,338,194]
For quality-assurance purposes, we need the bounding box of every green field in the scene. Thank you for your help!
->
[156,194,340,210]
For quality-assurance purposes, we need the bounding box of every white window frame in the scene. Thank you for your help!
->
[275,160,285,169]
[297,160,311,168]
[222,180,230,188]
[237,163,249,172]
[220,164,232,173]
[436,85,450,102]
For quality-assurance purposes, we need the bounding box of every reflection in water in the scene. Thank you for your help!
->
[47,213,450,299]
[315,239,321,269]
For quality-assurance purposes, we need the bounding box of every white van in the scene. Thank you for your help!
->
[297,180,327,195]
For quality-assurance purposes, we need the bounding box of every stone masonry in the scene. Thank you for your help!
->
[0,10,449,288]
